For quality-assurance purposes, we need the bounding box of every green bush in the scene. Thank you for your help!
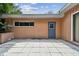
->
[0,19,12,33]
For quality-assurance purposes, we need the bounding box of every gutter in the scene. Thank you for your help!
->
[0,14,64,18]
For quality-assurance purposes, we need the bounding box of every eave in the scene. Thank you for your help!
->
[0,14,64,18]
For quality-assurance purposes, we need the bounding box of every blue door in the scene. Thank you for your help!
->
[48,22,56,39]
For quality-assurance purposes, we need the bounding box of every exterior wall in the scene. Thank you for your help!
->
[7,18,62,39]
[5,4,79,40]
[62,4,79,41]
[0,32,14,43]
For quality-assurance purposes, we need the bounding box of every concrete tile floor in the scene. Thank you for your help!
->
[0,39,79,56]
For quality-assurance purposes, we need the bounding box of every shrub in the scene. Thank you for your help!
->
[0,19,12,33]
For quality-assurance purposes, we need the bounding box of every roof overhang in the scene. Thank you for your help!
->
[0,14,64,18]
[59,3,78,14]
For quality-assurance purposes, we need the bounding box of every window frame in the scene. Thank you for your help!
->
[15,22,34,27]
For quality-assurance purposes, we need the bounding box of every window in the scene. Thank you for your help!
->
[15,22,34,26]
[20,22,25,26]
[15,22,20,26]
[29,22,34,26]
[50,24,54,28]
[25,22,29,26]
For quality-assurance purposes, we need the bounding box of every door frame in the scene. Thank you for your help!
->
[48,22,56,39]
[71,11,79,41]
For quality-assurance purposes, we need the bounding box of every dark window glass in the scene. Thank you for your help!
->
[15,22,34,26]
[30,22,34,26]
[15,22,19,26]
[50,24,54,28]
[20,22,25,26]
[25,22,29,26]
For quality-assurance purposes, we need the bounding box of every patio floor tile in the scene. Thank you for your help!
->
[50,52,62,56]
[39,52,51,56]
[7,48,24,52]
[0,39,79,56]
[48,48,59,53]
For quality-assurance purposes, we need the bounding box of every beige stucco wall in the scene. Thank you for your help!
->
[0,32,14,43]
[6,18,62,39]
